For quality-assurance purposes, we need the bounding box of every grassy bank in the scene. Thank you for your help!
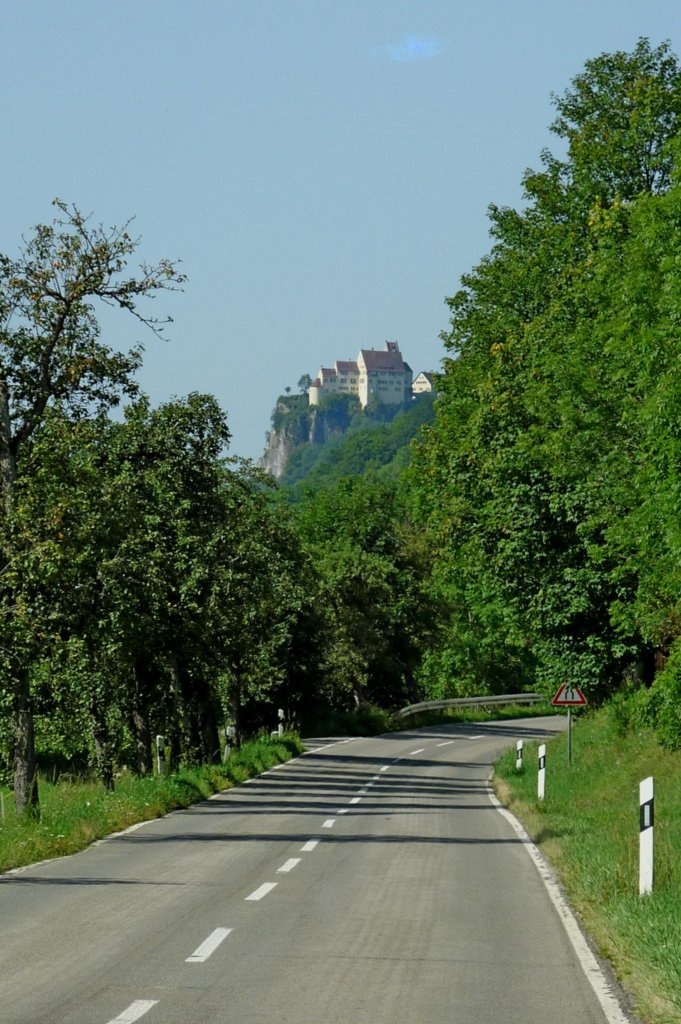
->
[0,734,304,874]
[494,708,681,1024]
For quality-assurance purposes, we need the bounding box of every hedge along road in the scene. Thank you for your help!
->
[0,718,636,1024]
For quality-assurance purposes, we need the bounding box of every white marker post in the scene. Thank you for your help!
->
[516,739,523,771]
[538,744,546,800]
[156,734,165,777]
[278,707,284,737]
[639,776,654,896]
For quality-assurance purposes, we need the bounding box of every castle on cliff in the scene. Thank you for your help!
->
[309,340,430,408]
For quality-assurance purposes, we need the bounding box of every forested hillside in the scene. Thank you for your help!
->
[3,39,681,821]
[261,390,436,489]
[280,393,436,494]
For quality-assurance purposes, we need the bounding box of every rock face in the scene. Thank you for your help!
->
[261,411,307,478]
[260,395,356,479]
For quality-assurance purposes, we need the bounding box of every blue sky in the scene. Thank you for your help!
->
[2,1,681,460]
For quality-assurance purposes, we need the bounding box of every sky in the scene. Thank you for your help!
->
[2,1,681,461]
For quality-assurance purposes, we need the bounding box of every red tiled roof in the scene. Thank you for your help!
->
[359,349,410,372]
[336,360,359,374]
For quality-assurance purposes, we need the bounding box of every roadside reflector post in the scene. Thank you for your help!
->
[639,776,654,896]
[278,707,285,737]
[223,725,236,762]
[156,734,165,777]
[516,739,523,771]
[538,744,546,800]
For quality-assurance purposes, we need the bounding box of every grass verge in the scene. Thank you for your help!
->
[0,734,304,875]
[494,707,681,1024]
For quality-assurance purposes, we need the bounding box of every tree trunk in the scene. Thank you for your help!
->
[228,674,243,750]
[404,666,419,703]
[12,673,40,818]
[167,655,185,770]
[92,727,115,791]
[2,381,39,818]
[131,660,153,775]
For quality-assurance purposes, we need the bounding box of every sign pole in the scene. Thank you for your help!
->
[551,685,587,768]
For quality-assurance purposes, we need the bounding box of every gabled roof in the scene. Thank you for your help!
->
[359,348,410,373]
[336,360,359,374]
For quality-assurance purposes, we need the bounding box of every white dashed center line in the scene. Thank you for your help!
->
[410,748,425,755]
[277,858,301,873]
[323,818,336,828]
[301,839,320,852]
[107,1001,158,1024]
[349,797,361,804]
[246,882,278,901]
[335,808,348,814]
[186,927,232,963]
[380,766,389,772]
[437,741,454,747]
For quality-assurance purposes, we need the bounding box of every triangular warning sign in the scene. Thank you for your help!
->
[552,683,587,706]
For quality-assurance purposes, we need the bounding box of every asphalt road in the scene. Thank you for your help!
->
[0,718,633,1024]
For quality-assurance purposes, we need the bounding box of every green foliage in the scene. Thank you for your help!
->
[407,39,681,721]
[610,641,681,751]
[293,476,445,713]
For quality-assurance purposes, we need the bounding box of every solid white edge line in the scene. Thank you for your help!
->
[301,839,320,851]
[488,781,632,1024]
[107,1000,158,1023]
[277,858,301,873]
[245,882,278,901]
[186,927,232,963]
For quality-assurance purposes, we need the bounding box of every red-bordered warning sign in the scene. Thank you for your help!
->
[552,683,587,706]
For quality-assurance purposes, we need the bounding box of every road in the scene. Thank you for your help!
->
[0,718,633,1024]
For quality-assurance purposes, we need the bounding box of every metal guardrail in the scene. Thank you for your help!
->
[397,693,545,719]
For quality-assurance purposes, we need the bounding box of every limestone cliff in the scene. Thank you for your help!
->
[260,394,358,479]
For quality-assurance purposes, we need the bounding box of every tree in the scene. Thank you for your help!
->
[410,41,681,703]
[294,478,442,710]
[297,374,313,395]
[0,200,184,815]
